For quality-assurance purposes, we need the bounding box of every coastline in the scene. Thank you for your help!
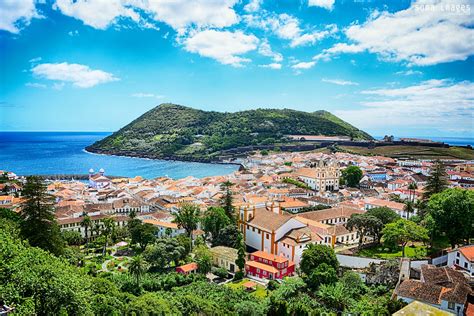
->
[84,147,243,167]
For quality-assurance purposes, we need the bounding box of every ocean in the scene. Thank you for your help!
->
[0,132,238,179]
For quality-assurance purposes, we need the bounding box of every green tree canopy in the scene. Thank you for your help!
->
[346,213,383,245]
[129,221,157,251]
[423,160,448,200]
[300,244,339,277]
[20,176,64,256]
[173,203,201,240]
[382,219,429,256]
[202,206,231,243]
[428,188,474,248]
[342,166,363,187]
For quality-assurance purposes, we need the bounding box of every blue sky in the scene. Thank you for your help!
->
[0,0,473,137]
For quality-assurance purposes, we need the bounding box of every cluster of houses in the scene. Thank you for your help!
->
[2,152,473,313]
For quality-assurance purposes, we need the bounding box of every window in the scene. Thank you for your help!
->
[456,259,460,265]
[464,262,468,269]
[448,302,455,310]
[266,233,269,239]
[456,252,460,257]
[257,268,260,273]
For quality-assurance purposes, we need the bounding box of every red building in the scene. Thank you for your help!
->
[245,251,295,280]
[176,262,198,275]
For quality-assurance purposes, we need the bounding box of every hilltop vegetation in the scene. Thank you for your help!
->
[87,104,372,161]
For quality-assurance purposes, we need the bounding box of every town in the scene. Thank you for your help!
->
[1,150,473,315]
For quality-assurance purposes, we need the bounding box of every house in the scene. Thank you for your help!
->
[245,251,295,280]
[238,203,360,265]
[295,160,341,193]
[395,265,473,316]
[210,246,239,273]
[176,262,198,275]
[447,245,474,280]
[88,168,111,189]
[142,219,185,238]
[364,197,414,219]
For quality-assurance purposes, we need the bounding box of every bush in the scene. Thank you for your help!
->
[212,267,229,278]
[233,271,244,281]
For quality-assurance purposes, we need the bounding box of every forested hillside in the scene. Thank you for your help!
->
[87,104,372,161]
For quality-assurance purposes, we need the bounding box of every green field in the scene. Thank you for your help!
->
[357,244,428,259]
[339,145,473,160]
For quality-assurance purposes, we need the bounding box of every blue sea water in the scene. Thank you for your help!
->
[0,132,238,179]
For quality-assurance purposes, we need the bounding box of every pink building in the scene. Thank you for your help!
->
[245,251,295,280]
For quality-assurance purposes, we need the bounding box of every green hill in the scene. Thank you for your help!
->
[86,103,372,161]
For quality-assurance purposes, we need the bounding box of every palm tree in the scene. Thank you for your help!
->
[129,255,146,287]
[317,282,351,312]
[80,213,92,253]
[173,204,200,249]
[408,182,418,202]
[101,217,116,257]
[404,201,415,219]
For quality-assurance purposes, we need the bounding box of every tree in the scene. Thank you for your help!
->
[235,233,246,273]
[317,282,352,312]
[300,244,338,277]
[80,213,92,252]
[220,181,235,220]
[346,213,383,246]
[20,176,64,256]
[366,206,399,226]
[174,203,200,241]
[202,206,230,243]
[382,219,428,257]
[423,160,448,200]
[101,217,116,256]
[130,222,156,251]
[408,182,418,202]
[403,200,415,219]
[128,293,179,315]
[341,166,363,187]
[340,271,366,298]
[212,224,241,248]
[194,245,212,274]
[62,230,83,246]
[305,263,338,290]
[144,238,186,269]
[428,188,474,248]
[0,225,94,315]
[129,255,146,287]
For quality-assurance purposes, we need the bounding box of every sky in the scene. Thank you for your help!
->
[0,0,473,137]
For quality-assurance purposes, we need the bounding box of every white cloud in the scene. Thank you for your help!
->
[322,78,359,86]
[291,61,316,69]
[68,30,79,36]
[335,79,474,131]
[258,40,283,62]
[244,13,336,47]
[134,0,239,34]
[244,0,262,13]
[25,82,47,89]
[317,0,474,65]
[54,0,140,30]
[54,0,239,34]
[259,63,282,69]
[395,69,423,76]
[0,0,40,33]
[29,57,42,63]
[184,30,259,67]
[31,62,119,88]
[132,93,164,98]
[308,0,335,10]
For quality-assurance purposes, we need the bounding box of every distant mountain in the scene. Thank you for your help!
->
[87,103,373,161]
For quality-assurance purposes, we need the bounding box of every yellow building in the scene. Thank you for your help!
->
[210,246,239,273]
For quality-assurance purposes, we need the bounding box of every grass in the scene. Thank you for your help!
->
[357,244,428,259]
[226,278,268,299]
[338,145,473,160]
